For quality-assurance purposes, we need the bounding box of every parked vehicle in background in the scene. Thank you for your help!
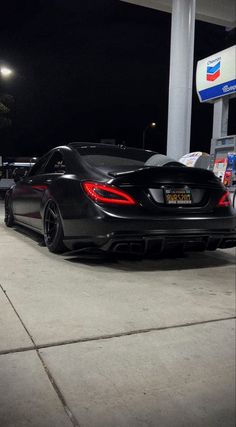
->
[0,161,35,198]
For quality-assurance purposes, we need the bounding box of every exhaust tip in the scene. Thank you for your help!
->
[112,241,145,255]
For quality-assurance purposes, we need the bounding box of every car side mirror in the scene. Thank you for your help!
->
[13,168,26,182]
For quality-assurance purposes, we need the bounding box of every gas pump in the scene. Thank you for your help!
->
[209,135,236,179]
[209,136,236,206]
[224,152,236,187]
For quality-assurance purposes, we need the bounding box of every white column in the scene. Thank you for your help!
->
[166,0,196,160]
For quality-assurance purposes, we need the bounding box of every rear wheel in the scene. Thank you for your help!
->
[4,195,14,227]
[43,200,66,253]
[233,189,236,209]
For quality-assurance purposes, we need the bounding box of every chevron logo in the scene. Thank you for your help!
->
[206,60,221,81]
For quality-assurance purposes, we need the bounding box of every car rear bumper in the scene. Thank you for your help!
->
[99,230,236,254]
[62,214,236,253]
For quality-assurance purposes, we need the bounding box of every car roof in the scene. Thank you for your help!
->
[68,142,156,154]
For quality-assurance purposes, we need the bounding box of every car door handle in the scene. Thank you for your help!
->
[28,179,33,184]
[46,179,52,183]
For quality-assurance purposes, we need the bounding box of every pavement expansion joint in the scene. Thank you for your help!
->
[34,315,236,348]
[1,304,235,357]
[0,284,81,427]
[1,282,235,427]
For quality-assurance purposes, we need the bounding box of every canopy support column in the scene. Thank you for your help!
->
[166,0,196,160]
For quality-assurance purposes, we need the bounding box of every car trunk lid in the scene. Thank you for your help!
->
[108,166,223,211]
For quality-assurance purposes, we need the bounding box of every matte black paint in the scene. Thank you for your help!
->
[5,143,236,254]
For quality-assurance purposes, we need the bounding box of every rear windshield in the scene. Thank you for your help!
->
[74,146,156,171]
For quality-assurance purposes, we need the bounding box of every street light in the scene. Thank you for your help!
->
[0,66,13,78]
[0,63,14,131]
[142,122,157,149]
[0,64,14,92]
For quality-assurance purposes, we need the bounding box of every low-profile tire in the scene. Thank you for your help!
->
[233,189,236,209]
[43,200,66,253]
[4,195,14,227]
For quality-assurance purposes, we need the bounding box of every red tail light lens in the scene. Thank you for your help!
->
[82,181,137,205]
[217,191,231,207]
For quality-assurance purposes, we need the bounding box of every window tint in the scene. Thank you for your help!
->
[28,155,49,177]
[44,151,67,174]
[82,155,144,168]
[75,146,157,170]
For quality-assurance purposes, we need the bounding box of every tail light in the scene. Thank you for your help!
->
[82,181,137,205]
[217,191,231,207]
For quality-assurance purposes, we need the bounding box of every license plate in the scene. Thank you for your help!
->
[164,188,192,205]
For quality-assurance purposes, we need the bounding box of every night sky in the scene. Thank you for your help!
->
[0,0,235,158]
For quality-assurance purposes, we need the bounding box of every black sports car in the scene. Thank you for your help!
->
[4,142,236,255]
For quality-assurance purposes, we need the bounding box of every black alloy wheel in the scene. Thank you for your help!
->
[233,189,236,209]
[43,200,66,253]
[4,195,14,227]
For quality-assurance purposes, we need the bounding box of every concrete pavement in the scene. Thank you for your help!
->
[0,200,235,426]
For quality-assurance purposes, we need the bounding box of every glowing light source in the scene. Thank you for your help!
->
[142,122,157,148]
[0,67,13,78]
[82,181,137,205]
[217,191,231,207]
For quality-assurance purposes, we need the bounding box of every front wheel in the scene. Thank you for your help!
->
[43,200,66,253]
[4,195,14,227]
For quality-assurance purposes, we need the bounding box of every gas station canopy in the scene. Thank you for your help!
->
[120,0,236,161]
[121,0,236,28]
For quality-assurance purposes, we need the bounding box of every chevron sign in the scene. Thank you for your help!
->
[196,46,236,102]
[206,60,221,81]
